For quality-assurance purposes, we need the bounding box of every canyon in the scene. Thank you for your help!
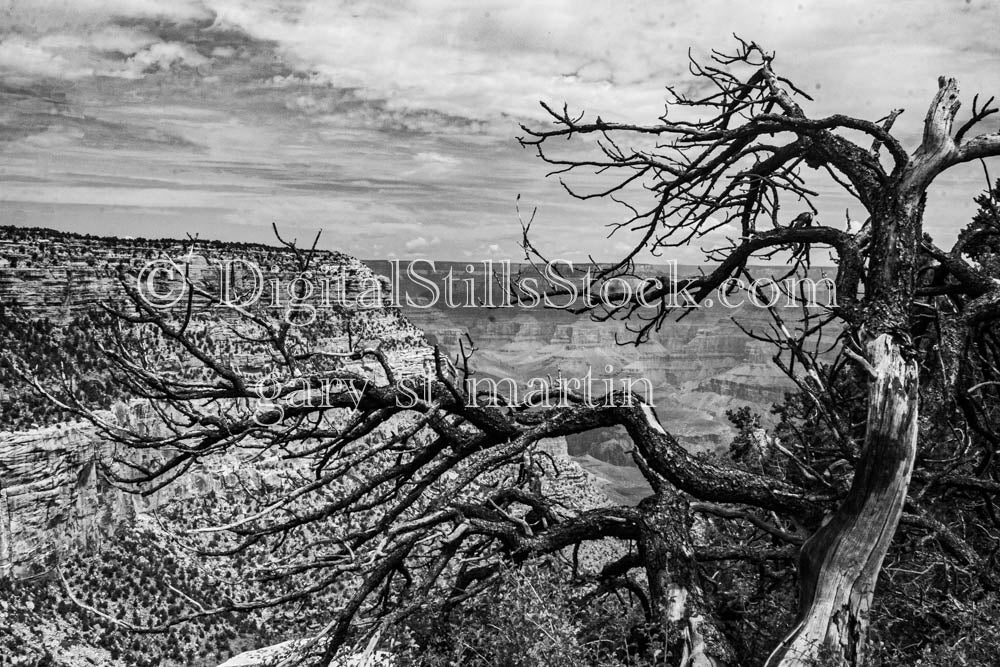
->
[370,260,802,455]
[0,230,805,573]
[0,227,808,665]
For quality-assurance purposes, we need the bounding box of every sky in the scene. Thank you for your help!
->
[1,0,998,262]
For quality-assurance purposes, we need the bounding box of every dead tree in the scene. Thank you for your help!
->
[516,39,1000,665]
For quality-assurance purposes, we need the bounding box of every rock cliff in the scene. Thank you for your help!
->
[0,421,132,576]
[0,226,609,587]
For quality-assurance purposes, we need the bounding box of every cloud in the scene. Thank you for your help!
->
[35,24,158,53]
[405,236,441,251]
[281,88,488,134]
[1,0,998,261]
[0,27,209,83]
[204,0,676,125]
[3,0,210,32]
[4,1,999,132]
[196,0,1000,134]
[0,36,96,80]
[121,41,208,77]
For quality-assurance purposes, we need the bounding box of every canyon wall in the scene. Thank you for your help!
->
[0,227,616,580]
[0,227,815,580]
[0,420,131,576]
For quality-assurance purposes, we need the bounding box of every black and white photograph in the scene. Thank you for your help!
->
[2,1,1000,665]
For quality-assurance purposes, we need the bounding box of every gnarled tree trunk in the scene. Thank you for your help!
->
[766,180,925,667]
[765,334,919,665]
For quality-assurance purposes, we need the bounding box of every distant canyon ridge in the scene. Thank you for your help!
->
[366,260,806,435]
[365,259,827,503]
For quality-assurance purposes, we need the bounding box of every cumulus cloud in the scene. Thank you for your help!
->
[205,0,676,125]
[0,36,96,81]
[0,0,219,85]
[405,236,441,251]
[34,25,157,54]
[0,37,209,82]
[201,0,1000,135]
[121,42,208,77]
